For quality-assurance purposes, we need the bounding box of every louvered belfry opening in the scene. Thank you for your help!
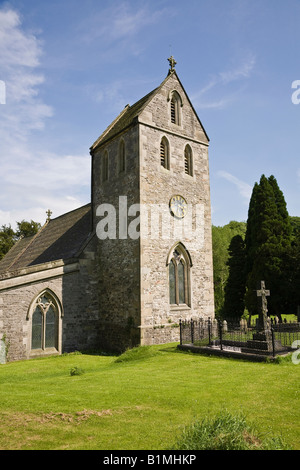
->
[160,140,166,167]
[171,98,176,124]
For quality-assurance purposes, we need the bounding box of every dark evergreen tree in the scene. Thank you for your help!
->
[245,175,292,318]
[223,235,246,320]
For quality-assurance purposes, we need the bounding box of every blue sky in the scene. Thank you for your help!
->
[0,0,299,228]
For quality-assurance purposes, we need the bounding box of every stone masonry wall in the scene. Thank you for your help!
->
[138,72,215,345]
[92,125,142,352]
[0,236,100,362]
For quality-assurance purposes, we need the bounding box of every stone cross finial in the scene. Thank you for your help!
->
[168,55,177,72]
[46,209,52,221]
[256,280,270,330]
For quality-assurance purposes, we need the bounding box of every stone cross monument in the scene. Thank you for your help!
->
[256,280,270,330]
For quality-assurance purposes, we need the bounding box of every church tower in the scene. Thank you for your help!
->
[90,58,215,351]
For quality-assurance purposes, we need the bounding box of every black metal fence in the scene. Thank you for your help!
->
[179,318,300,357]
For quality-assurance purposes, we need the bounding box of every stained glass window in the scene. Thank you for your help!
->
[31,292,59,352]
[169,261,176,304]
[178,261,186,304]
[45,306,57,348]
[168,244,191,307]
[32,307,43,349]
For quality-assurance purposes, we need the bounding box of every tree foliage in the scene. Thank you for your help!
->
[0,220,41,261]
[0,225,16,260]
[214,175,299,320]
[15,220,41,239]
[212,221,246,316]
[245,175,293,317]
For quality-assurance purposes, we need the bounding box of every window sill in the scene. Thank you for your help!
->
[30,348,59,358]
[170,304,191,311]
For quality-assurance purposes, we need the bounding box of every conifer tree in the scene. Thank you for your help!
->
[245,175,292,318]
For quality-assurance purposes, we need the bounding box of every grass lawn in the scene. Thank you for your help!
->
[0,344,299,450]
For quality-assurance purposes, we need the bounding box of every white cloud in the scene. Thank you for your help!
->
[219,54,256,83]
[192,53,256,109]
[0,7,89,229]
[0,9,41,68]
[218,171,252,201]
[81,2,167,43]
[0,7,53,140]
[0,195,86,230]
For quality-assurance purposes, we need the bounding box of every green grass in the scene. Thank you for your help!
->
[0,344,299,450]
[171,410,291,450]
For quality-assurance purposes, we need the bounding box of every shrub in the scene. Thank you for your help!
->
[69,366,85,376]
[171,410,291,450]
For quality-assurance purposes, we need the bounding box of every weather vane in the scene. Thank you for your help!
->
[168,55,177,72]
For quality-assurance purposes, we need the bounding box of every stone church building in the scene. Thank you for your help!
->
[0,59,215,362]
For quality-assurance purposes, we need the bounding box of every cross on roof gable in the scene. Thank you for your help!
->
[90,70,209,153]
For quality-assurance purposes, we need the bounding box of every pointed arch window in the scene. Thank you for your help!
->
[169,91,182,125]
[30,291,60,351]
[160,137,170,170]
[167,244,191,306]
[118,139,126,173]
[184,145,193,176]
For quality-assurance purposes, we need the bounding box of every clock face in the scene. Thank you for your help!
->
[169,195,188,219]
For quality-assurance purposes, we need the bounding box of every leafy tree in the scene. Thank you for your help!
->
[0,220,41,261]
[245,175,292,318]
[222,235,246,320]
[15,220,41,239]
[212,221,246,316]
[0,225,16,260]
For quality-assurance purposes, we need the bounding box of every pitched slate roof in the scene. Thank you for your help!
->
[90,87,159,151]
[90,70,209,152]
[0,204,92,275]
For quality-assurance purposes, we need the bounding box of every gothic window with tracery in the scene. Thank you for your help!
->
[31,292,59,351]
[168,245,191,306]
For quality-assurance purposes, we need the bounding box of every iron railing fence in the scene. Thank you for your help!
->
[179,318,300,357]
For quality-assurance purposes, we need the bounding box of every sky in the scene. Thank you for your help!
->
[0,0,299,229]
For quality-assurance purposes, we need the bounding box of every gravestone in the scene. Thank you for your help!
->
[241,281,287,355]
[256,280,270,330]
[0,340,6,364]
